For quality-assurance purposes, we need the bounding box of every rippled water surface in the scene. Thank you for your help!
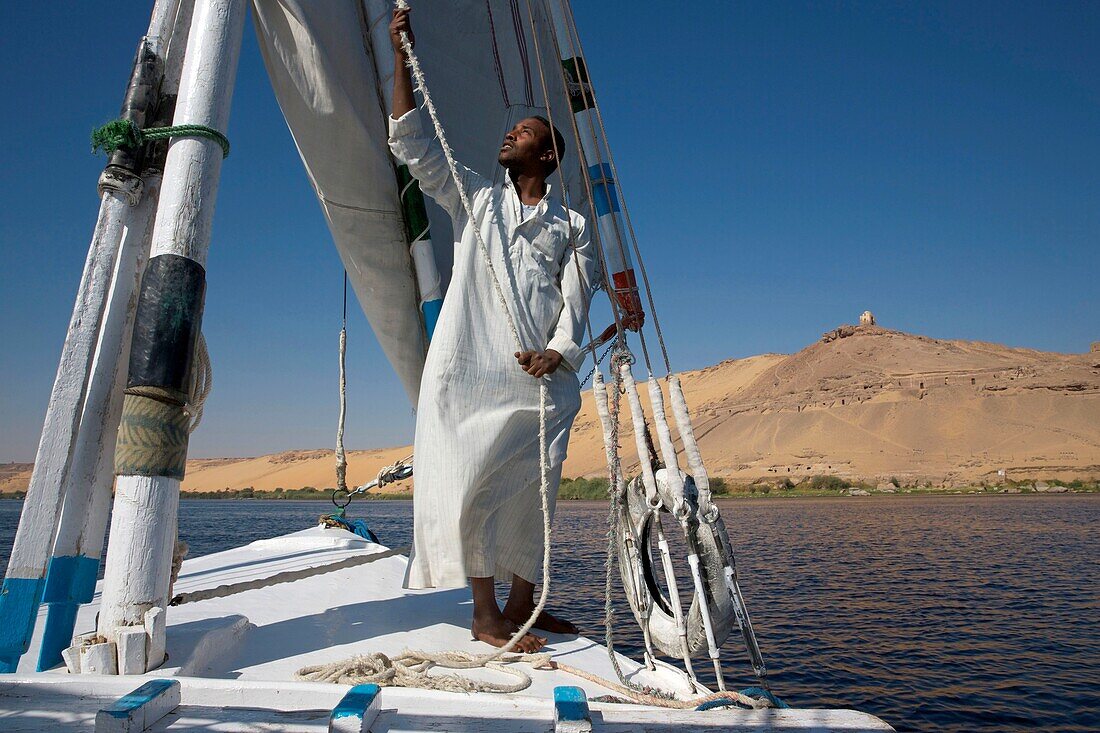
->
[2,495,1097,731]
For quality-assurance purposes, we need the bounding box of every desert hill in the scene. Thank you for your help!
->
[3,322,1097,494]
[564,323,1099,487]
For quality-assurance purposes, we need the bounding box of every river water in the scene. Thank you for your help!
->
[1,495,1096,732]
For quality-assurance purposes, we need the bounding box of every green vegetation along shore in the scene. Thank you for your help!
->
[2,476,1094,502]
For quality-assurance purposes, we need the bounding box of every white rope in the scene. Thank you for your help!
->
[166,537,189,603]
[376,454,413,487]
[619,362,659,509]
[185,331,212,433]
[647,377,688,519]
[592,368,666,693]
[335,325,348,493]
[668,374,717,521]
[297,649,552,693]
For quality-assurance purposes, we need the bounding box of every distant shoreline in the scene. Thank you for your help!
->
[2,483,1094,502]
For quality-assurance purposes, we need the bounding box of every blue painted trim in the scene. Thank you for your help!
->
[37,601,78,671]
[331,683,380,719]
[421,299,443,341]
[554,685,591,724]
[0,576,46,673]
[37,555,101,672]
[43,554,100,603]
[591,180,620,217]
[586,163,613,182]
[102,679,178,718]
[586,163,619,217]
[741,686,789,709]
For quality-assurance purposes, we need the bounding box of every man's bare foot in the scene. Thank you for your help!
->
[502,602,580,635]
[472,612,546,653]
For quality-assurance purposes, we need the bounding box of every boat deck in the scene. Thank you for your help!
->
[5,526,894,730]
[0,676,894,732]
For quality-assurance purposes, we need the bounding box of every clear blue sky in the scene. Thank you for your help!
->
[2,2,1097,462]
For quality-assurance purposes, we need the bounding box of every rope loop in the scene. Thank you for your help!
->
[91,118,230,158]
[701,504,721,524]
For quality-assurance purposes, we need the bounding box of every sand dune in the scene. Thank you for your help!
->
[5,323,1097,494]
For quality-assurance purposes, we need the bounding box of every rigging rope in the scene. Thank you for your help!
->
[335,272,349,494]
[91,118,231,159]
[186,331,212,433]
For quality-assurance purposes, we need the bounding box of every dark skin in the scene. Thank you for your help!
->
[391,8,578,651]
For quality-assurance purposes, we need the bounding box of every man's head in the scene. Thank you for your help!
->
[498,116,566,177]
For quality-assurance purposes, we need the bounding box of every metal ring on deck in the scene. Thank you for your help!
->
[332,488,352,509]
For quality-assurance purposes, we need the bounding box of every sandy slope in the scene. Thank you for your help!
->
[4,325,1097,494]
[564,325,1100,487]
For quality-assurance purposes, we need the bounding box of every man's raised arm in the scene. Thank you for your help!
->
[390,8,415,120]
[386,7,489,222]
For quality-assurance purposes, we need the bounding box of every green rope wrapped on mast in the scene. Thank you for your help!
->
[91,118,230,159]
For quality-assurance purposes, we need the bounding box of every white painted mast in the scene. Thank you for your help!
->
[37,0,197,673]
[91,0,247,675]
[0,0,186,675]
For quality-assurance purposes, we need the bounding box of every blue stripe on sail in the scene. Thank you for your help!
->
[0,576,46,673]
[587,163,620,216]
[422,299,443,341]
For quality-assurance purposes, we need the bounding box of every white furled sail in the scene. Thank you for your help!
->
[252,0,584,404]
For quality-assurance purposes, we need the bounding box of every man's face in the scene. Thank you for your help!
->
[498,117,553,170]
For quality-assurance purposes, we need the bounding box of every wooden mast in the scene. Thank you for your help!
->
[36,0,197,673]
[0,0,186,674]
[91,0,246,675]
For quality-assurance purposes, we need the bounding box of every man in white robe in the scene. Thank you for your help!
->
[388,8,597,651]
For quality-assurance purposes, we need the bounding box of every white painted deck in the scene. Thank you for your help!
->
[4,526,894,730]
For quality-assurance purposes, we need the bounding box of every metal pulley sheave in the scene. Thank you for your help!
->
[616,469,737,657]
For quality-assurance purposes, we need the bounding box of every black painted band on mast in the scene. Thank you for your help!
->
[127,254,206,399]
[115,254,206,480]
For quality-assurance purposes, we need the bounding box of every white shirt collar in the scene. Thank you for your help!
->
[504,173,554,213]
